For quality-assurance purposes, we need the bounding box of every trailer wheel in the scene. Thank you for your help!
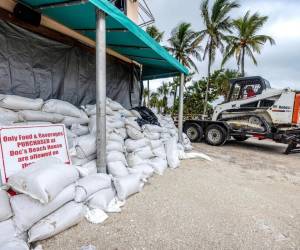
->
[184,123,203,142]
[233,135,249,142]
[205,125,227,146]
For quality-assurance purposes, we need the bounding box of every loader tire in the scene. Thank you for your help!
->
[184,123,203,142]
[205,125,227,146]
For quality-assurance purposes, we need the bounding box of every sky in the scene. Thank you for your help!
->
[145,0,300,91]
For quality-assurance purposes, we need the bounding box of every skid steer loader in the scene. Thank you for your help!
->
[183,76,300,154]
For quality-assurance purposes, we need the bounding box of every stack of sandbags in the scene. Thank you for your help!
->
[0,95,44,126]
[7,157,84,243]
[0,189,28,250]
[74,174,116,212]
[42,99,89,126]
[0,94,91,127]
[157,114,178,142]
[125,138,155,177]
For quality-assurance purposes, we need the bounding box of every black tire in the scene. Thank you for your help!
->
[205,124,227,146]
[183,123,203,142]
[233,135,249,142]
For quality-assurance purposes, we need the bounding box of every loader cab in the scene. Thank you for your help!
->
[226,76,271,103]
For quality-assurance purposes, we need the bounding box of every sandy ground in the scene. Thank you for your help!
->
[41,139,300,250]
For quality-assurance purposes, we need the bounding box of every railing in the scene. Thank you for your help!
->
[172,114,204,126]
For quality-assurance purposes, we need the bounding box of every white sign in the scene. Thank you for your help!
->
[0,124,70,184]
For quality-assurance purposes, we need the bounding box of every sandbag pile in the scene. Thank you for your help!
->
[0,94,194,247]
[0,157,85,248]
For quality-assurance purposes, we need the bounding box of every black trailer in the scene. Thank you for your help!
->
[183,118,300,154]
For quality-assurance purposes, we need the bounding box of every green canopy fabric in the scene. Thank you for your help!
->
[19,0,189,80]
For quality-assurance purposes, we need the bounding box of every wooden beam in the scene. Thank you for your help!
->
[0,0,141,67]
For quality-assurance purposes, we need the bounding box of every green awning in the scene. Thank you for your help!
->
[19,0,189,80]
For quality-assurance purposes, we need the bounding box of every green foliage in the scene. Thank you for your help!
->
[166,22,202,72]
[146,25,164,43]
[211,68,241,98]
[222,11,275,75]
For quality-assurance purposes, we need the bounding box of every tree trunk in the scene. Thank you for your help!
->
[147,80,150,107]
[241,47,245,77]
[203,42,212,116]
[172,81,178,114]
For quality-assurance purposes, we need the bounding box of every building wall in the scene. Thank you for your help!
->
[126,0,139,24]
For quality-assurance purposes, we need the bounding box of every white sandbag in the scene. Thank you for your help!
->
[119,109,134,118]
[71,154,96,166]
[130,164,154,179]
[8,158,78,204]
[76,160,97,177]
[107,117,125,130]
[114,127,127,139]
[107,132,124,144]
[113,174,143,201]
[0,219,17,244]
[142,124,164,133]
[13,121,51,126]
[130,110,142,119]
[66,129,77,149]
[106,140,124,152]
[88,188,116,211]
[152,145,167,159]
[84,105,114,116]
[108,100,124,111]
[166,137,180,169]
[106,151,127,166]
[84,207,108,224]
[182,133,191,145]
[107,161,129,178]
[0,190,12,222]
[144,131,160,140]
[124,118,141,131]
[127,153,147,167]
[133,146,154,159]
[179,152,212,161]
[126,125,144,140]
[63,110,89,126]
[149,157,168,175]
[75,174,112,202]
[11,184,75,232]
[28,201,84,242]
[184,144,193,152]
[124,138,148,152]
[147,139,163,149]
[71,124,89,136]
[75,134,96,158]
[42,99,81,117]
[0,95,43,111]
[0,120,13,126]
[0,238,29,250]
[18,110,64,123]
[160,132,171,141]
[0,107,19,123]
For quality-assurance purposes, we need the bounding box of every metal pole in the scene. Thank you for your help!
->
[96,8,107,173]
[178,73,184,143]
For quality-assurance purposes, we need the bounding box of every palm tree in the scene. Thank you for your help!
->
[222,11,275,76]
[167,22,202,72]
[143,88,150,107]
[157,82,170,114]
[200,0,239,116]
[145,25,164,107]
[149,92,160,111]
[167,23,202,116]
[146,25,164,43]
